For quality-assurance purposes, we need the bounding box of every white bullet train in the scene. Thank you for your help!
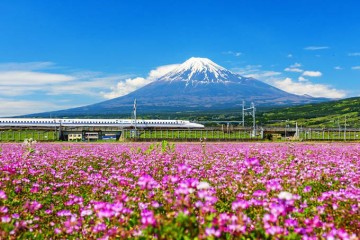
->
[0,118,204,129]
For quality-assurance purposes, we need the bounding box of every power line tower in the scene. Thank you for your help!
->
[133,98,137,131]
[344,115,347,141]
[251,102,256,137]
[242,100,245,127]
[242,101,256,136]
[131,99,137,138]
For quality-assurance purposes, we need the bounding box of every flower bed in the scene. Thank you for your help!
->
[0,142,359,239]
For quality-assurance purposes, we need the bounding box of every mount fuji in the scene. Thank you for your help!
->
[27,57,328,117]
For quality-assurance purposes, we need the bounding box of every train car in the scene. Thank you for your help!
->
[0,118,204,129]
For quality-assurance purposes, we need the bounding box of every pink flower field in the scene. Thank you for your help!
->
[0,142,359,239]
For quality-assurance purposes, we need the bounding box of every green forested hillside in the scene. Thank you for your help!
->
[259,97,360,128]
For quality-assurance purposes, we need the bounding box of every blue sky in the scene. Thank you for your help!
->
[1,0,360,116]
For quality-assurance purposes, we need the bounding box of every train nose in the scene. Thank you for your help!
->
[192,123,205,128]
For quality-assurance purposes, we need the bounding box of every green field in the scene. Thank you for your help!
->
[122,129,259,140]
[1,128,359,142]
[0,130,58,141]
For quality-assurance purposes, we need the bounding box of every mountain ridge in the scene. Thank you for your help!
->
[24,57,330,117]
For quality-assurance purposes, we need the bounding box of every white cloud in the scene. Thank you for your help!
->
[101,64,179,99]
[0,99,63,117]
[0,61,180,116]
[234,63,344,99]
[148,64,179,79]
[287,54,293,58]
[291,63,301,68]
[334,66,343,70]
[234,64,262,73]
[0,86,44,96]
[232,65,281,81]
[304,46,329,50]
[284,63,303,73]
[245,71,281,79]
[0,62,132,98]
[352,66,360,70]
[302,71,322,77]
[101,77,150,99]
[222,51,242,57]
[273,77,345,98]
[0,71,75,85]
[298,76,308,82]
[285,68,303,73]
[348,52,360,56]
[0,61,55,71]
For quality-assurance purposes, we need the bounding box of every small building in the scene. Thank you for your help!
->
[68,133,82,141]
[102,134,117,140]
[84,132,99,141]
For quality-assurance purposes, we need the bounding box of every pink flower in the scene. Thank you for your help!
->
[141,210,156,226]
[303,186,312,193]
[30,186,39,193]
[97,209,114,219]
[137,175,159,190]
[1,215,11,223]
[0,190,7,200]
[245,157,259,167]
[0,206,8,213]
[253,190,267,198]
[57,210,72,217]
[205,227,221,237]
[232,200,249,211]
[80,209,93,217]
[266,179,283,192]
[263,213,277,223]
[151,201,160,208]
[92,223,107,233]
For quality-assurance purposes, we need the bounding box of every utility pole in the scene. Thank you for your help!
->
[338,117,341,140]
[242,101,256,136]
[344,115,347,141]
[133,99,137,137]
[242,100,245,127]
[252,102,256,137]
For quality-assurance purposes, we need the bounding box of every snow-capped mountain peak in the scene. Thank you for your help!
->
[160,57,240,85]
[177,57,226,74]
